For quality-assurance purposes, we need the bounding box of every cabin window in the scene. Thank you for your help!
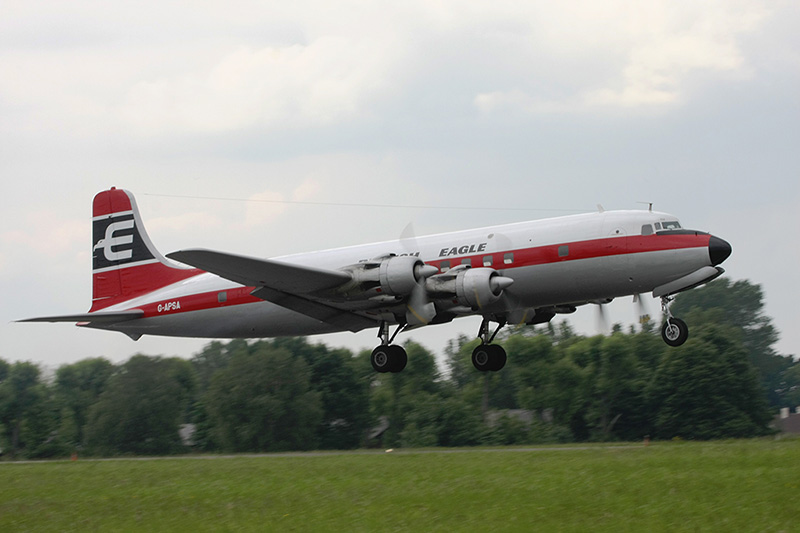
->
[503,253,514,265]
[461,258,471,267]
[641,224,653,236]
[558,245,569,257]
[218,291,227,303]
[440,261,450,272]
[483,255,493,267]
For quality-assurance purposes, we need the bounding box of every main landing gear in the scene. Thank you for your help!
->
[660,296,689,347]
[370,318,509,373]
[472,318,507,372]
[370,322,408,373]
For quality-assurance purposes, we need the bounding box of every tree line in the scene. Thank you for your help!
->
[1,278,797,459]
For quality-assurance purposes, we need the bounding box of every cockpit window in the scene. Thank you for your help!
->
[662,221,681,230]
[641,224,653,236]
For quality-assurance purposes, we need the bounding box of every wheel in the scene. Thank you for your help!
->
[661,317,689,347]
[389,345,407,373]
[371,345,393,373]
[488,344,507,372]
[472,345,494,372]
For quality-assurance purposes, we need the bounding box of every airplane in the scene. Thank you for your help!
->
[19,187,732,373]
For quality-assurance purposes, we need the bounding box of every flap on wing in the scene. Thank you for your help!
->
[167,249,352,293]
[18,310,145,324]
[251,287,375,332]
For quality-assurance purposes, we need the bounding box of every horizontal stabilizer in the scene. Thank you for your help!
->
[167,249,352,293]
[18,310,144,324]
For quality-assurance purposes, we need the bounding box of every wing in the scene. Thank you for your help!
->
[17,310,145,324]
[167,249,376,332]
[167,249,351,293]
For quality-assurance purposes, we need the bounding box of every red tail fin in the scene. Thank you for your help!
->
[91,188,200,311]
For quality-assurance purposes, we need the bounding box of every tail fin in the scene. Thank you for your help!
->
[91,188,199,311]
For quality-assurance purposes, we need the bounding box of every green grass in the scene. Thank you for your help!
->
[2,439,799,532]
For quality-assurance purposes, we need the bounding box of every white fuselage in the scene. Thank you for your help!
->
[94,210,716,339]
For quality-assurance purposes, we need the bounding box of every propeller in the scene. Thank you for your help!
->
[399,222,419,255]
[406,282,436,326]
[405,263,438,326]
[593,300,610,335]
[633,293,651,330]
[593,295,653,335]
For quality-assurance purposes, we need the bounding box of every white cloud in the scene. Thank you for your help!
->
[244,190,288,227]
[147,211,222,234]
[0,0,775,138]
[291,178,320,202]
[120,37,393,134]
[474,0,769,113]
[0,211,84,278]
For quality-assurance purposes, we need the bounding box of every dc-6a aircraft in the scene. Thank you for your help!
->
[20,188,732,373]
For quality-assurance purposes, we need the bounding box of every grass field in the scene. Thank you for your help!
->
[1,439,798,532]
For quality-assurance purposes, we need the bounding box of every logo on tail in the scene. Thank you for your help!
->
[92,212,156,271]
[90,188,201,311]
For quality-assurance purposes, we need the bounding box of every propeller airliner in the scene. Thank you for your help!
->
[20,188,732,373]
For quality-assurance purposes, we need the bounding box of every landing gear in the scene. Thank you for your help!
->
[472,344,506,372]
[661,317,689,347]
[370,344,407,373]
[472,318,507,372]
[660,297,689,347]
[371,321,408,373]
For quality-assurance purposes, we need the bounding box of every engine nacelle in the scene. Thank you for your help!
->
[341,255,437,298]
[427,267,514,309]
[379,255,427,296]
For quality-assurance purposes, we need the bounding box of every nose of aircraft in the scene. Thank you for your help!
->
[709,235,732,265]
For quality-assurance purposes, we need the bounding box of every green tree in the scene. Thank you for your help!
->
[783,365,800,408]
[672,278,794,407]
[369,341,462,447]
[85,355,195,455]
[510,334,563,413]
[188,340,241,451]
[205,344,322,452]
[54,358,114,448]
[270,338,371,449]
[648,324,771,439]
[0,361,45,457]
[190,341,233,391]
[587,334,641,440]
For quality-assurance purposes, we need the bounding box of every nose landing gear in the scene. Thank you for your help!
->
[660,296,689,347]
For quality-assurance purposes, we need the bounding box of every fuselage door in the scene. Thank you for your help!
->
[600,224,630,291]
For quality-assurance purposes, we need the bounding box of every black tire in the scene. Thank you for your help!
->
[662,317,689,347]
[472,345,493,372]
[371,345,393,373]
[389,345,408,373]
[489,344,507,372]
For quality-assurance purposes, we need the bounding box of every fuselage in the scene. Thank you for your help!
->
[91,209,727,339]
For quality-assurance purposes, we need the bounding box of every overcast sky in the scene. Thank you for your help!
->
[2,0,798,368]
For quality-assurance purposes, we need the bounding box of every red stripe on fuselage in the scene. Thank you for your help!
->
[427,233,710,272]
[137,285,261,318]
[128,232,710,319]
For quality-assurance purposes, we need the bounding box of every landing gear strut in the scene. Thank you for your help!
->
[371,321,408,373]
[472,318,507,372]
[660,296,689,347]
